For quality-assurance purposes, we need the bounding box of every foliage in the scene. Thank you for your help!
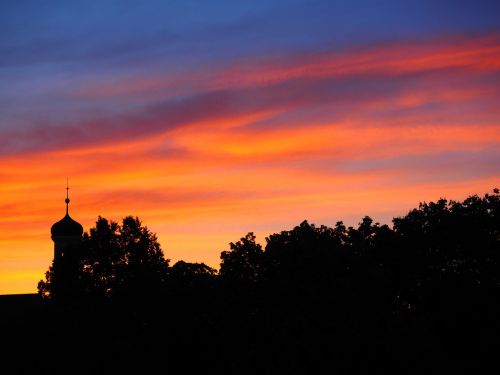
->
[38,216,169,300]
[34,189,500,373]
[220,232,263,285]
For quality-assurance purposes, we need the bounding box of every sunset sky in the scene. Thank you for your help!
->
[1,0,500,294]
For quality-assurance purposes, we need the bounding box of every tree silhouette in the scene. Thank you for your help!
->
[114,216,168,297]
[38,215,169,300]
[80,216,121,298]
[220,232,264,285]
[168,261,217,309]
[30,189,500,374]
[170,260,217,282]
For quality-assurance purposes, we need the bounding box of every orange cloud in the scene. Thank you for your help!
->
[74,33,500,99]
[1,32,500,293]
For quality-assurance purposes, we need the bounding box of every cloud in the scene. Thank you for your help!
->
[2,30,500,293]
[3,32,500,157]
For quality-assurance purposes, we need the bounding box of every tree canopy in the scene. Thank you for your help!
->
[39,216,169,300]
[33,189,500,373]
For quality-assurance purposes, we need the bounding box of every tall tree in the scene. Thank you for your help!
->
[38,216,169,300]
[220,232,264,285]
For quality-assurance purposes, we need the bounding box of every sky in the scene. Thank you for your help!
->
[1,0,500,294]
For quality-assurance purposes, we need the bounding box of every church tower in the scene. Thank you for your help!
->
[50,182,83,259]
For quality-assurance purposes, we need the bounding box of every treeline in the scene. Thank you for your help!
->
[21,189,500,373]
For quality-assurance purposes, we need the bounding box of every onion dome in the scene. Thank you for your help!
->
[51,182,83,237]
[51,214,83,237]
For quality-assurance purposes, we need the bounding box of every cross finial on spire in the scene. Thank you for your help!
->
[65,178,70,215]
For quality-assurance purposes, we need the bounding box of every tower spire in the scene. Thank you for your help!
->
[65,178,70,215]
[51,177,83,261]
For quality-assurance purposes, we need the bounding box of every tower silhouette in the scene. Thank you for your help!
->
[50,181,83,260]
